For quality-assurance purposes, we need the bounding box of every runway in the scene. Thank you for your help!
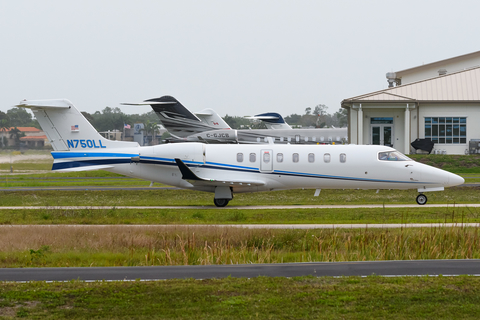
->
[0,223,479,229]
[1,260,480,282]
[0,204,479,210]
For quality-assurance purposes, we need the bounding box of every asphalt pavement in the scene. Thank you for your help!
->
[2,260,480,282]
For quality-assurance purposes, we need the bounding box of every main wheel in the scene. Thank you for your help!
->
[214,199,229,207]
[416,194,427,205]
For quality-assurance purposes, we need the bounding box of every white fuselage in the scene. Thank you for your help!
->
[51,143,463,194]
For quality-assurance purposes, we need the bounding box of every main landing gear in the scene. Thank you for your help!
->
[416,194,428,205]
[214,199,230,207]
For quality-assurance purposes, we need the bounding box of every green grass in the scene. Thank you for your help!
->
[0,205,479,225]
[0,187,477,207]
[0,161,52,171]
[1,170,124,178]
[1,276,480,319]
[410,154,480,173]
[0,177,159,188]
[2,225,480,267]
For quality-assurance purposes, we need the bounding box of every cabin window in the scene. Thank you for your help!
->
[249,153,256,162]
[237,153,243,162]
[378,151,412,161]
[340,153,346,163]
[292,153,299,163]
[320,137,325,142]
[280,137,284,142]
[287,137,291,142]
[425,117,467,144]
[305,137,309,142]
[263,152,271,163]
[308,153,315,163]
[312,136,316,142]
[256,137,261,143]
[324,153,331,163]
[277,153,284,162]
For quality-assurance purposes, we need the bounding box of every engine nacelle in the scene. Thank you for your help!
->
[189,129,238,143]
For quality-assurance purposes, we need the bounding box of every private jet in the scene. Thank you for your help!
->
[17,99,464,207]
[123,96,347,144]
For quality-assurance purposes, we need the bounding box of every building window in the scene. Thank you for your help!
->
[371,117,394,124]
[308,153,315,163]
[425,117,466,144]
[249,153,256,162]
[292,153,299,163]
[237,153,243,162]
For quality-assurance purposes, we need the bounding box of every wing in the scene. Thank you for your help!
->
[174,159,264,187]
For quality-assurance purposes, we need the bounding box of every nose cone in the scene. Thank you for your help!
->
[447,172,465,187]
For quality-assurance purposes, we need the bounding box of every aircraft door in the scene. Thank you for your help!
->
[260,149,273,172]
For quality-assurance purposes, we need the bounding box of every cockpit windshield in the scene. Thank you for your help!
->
[378,151,412,161]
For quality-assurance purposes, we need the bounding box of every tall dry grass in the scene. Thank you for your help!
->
[0,225,479,267]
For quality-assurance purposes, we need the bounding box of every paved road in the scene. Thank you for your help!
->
[0,223,479,229]
[0,204,479,210]
[1,260,480,282]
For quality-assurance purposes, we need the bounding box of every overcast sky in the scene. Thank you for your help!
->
[1,0,479,118]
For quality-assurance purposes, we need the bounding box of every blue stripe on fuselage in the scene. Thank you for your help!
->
[52,153,425,185]
[52,152,139,159]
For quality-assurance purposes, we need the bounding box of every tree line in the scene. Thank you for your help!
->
[223,105,348,129]
[1,104,348,147]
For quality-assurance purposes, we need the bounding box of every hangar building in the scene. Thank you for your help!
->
[341,51,480,155]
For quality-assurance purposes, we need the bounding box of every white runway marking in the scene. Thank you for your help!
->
[0,223,479,229]
[0,204,479,210]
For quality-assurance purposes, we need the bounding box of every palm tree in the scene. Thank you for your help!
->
[140,120,159,145]
[0,111,10,148]
[9,127,24,148]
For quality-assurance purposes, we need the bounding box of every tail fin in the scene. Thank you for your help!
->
[16,99,138,151]
[246,112,292,130]
[195,108,231,129]
[123,96,226,138]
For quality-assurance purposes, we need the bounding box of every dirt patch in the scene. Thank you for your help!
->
[0,301,40,317]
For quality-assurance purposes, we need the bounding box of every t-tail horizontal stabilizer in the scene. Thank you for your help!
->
[245,112,292,130]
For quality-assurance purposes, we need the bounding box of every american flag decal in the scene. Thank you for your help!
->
[71,125,79,131]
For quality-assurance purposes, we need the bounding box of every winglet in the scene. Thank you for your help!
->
[174,158,201,180]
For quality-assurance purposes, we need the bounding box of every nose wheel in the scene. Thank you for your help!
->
[416,194,427,205]
[214,199,230,207]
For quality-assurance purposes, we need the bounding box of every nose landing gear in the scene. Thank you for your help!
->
[416,194,427,205]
